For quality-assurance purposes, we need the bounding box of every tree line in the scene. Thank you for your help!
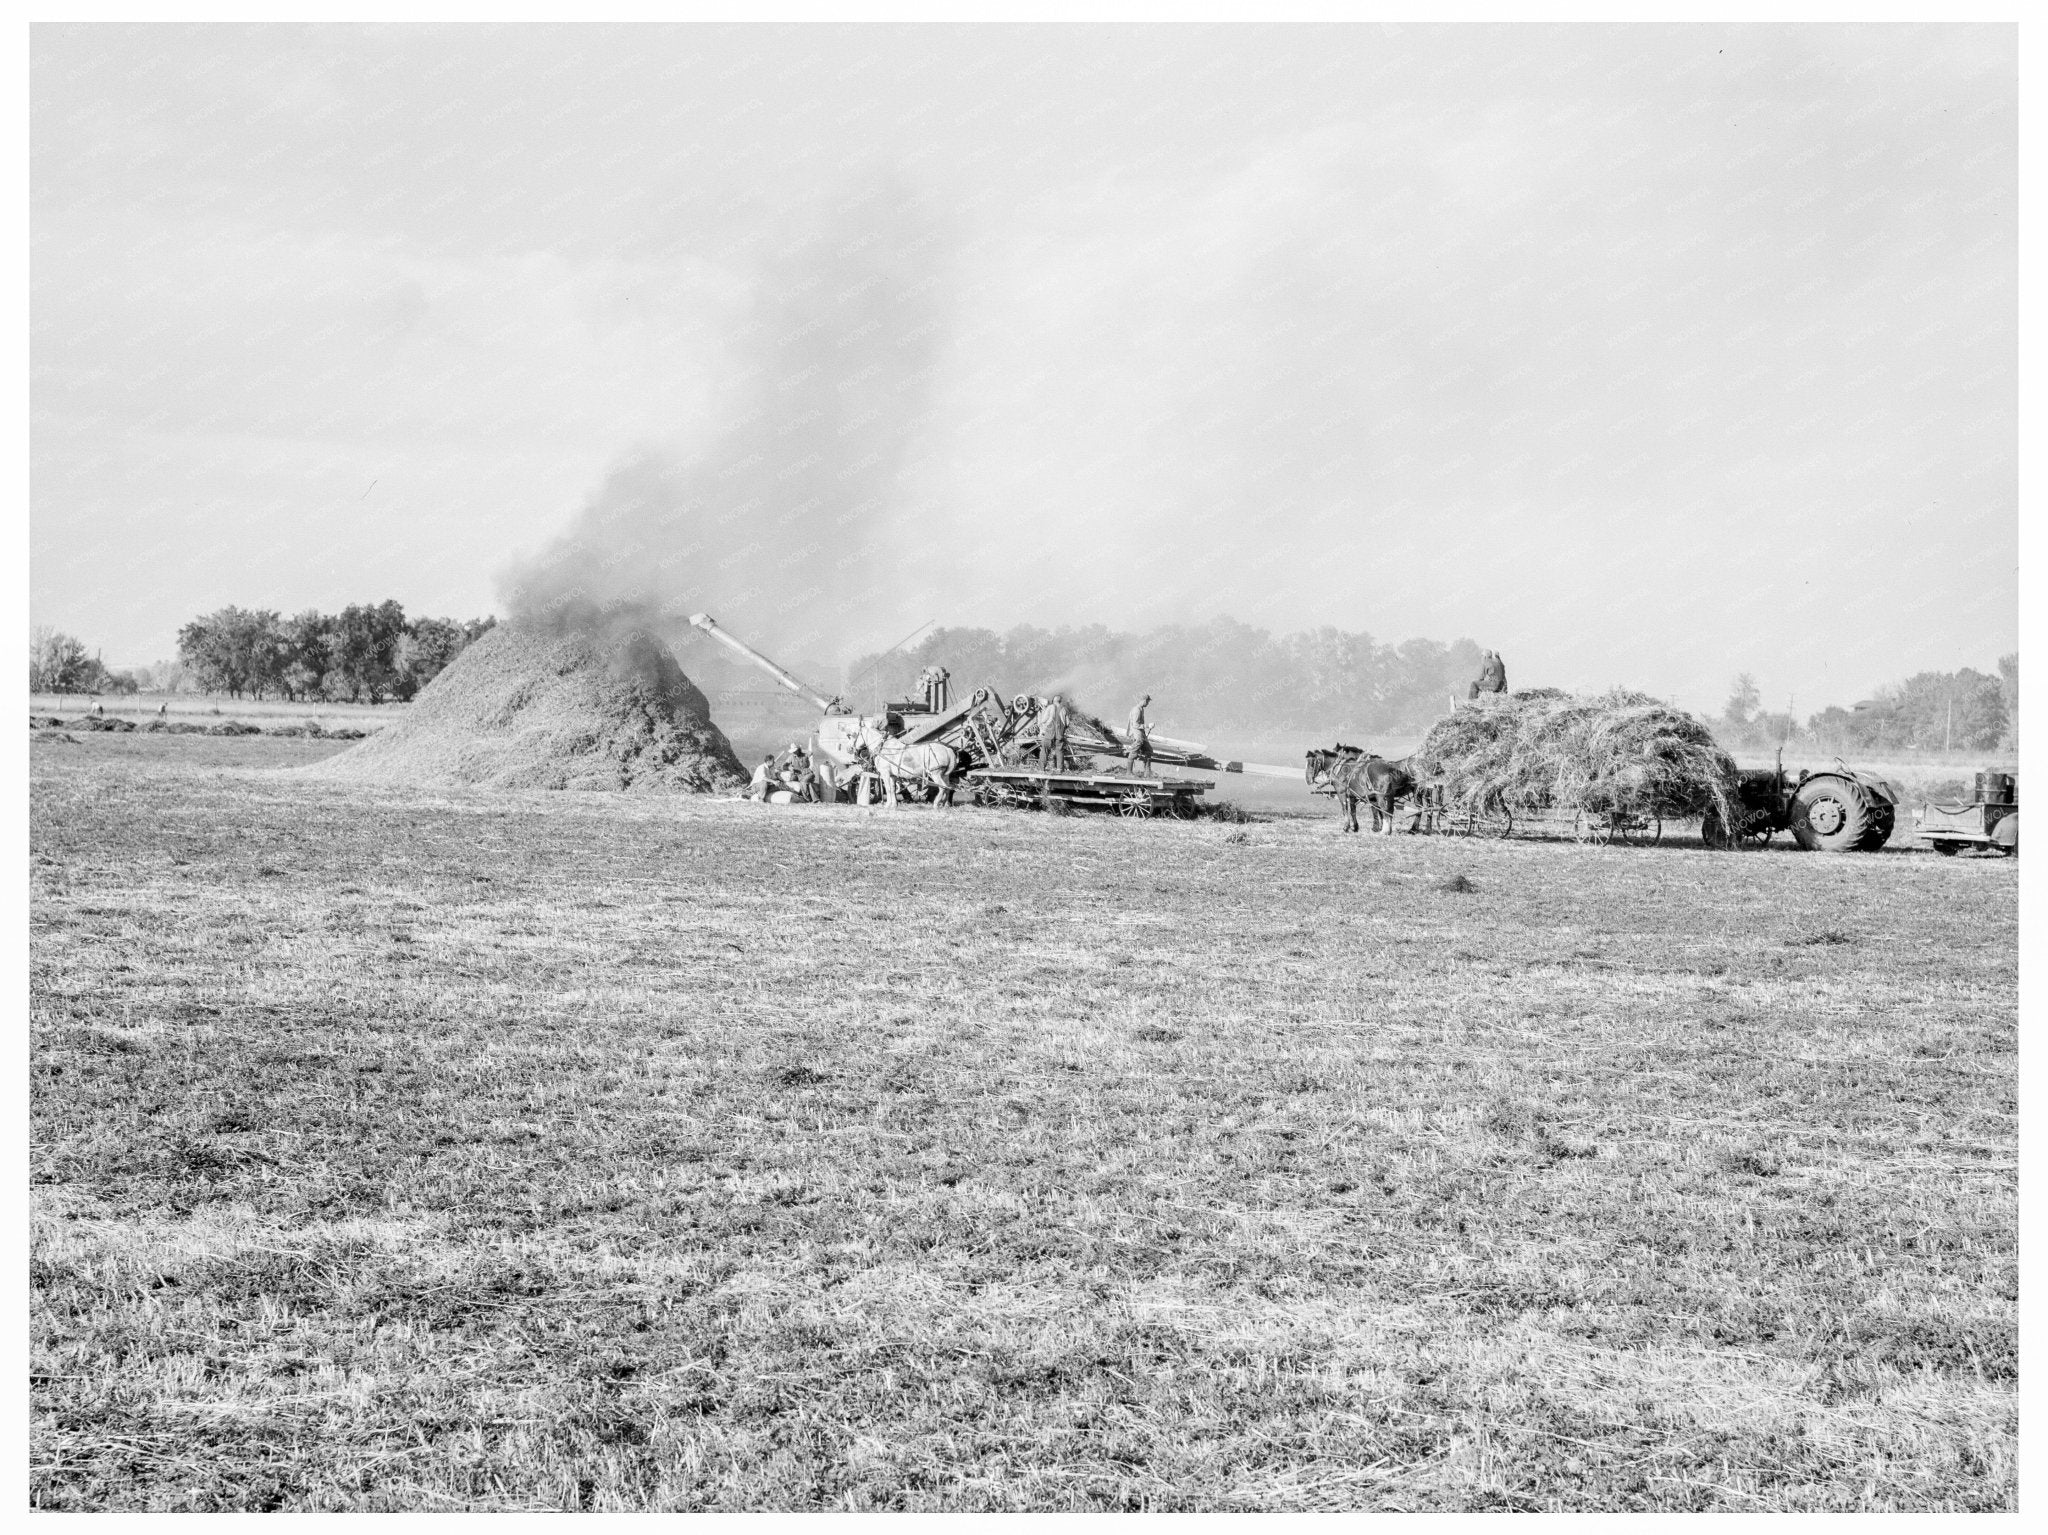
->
[1719,655,2016,755]
[848,619,1491,737]
[29,604,496,703]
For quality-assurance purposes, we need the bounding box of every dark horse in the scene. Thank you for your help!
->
[1305,746,1424,835]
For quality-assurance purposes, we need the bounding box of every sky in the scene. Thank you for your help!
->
[31,24,2016,715]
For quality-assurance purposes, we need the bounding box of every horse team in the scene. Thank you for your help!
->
[1303,746,1426,836]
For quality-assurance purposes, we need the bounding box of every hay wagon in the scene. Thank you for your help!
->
[1406,787,1658,844]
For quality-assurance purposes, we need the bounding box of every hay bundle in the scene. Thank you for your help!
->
[309,623,745,793]
[1412,688,1737,827]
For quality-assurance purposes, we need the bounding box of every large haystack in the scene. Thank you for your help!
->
[1411,688,1738,826]
[311,624,746,793]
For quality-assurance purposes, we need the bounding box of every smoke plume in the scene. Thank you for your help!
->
[502,179,950,663]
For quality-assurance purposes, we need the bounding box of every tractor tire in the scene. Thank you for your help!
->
[1789,774,1886,853]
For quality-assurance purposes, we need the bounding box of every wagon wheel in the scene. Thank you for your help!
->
[1573,810,1613,845]
[1593,812,1655,846]
[1118,791,1154,819]
[1467,804,1514,839]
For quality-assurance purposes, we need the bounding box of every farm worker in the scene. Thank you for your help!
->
[1125,695,1154,777]
[1468,651,1507,699]
[1006,695,1038,766]
[1034,696,1071,770]
[92,701,104,716]
[781,746,813,800]
[747,756,774,802]
[157,701,167,716]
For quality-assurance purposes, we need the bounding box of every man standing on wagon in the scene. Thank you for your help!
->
[1124,694,1154,777]
[1034,695,1072,771]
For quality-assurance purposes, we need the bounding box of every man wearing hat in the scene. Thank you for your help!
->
[1124,694,1154,777]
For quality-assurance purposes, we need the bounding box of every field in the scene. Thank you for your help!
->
[29,730,2017,1510]
[30,692,398,732]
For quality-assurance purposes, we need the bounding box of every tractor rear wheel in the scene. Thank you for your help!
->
[1790,774,1884,853]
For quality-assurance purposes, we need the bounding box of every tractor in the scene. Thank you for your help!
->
[1702,753,1902,852]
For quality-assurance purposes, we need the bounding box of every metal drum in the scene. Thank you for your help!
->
[1975,770,2016,805]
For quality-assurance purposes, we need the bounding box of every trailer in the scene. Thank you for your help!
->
[1912,771,2018,857]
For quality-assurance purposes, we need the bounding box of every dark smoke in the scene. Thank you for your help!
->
[503,179,951,662]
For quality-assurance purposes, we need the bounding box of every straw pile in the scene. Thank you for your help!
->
[1411,688,1739,827]
[310,623,745,793]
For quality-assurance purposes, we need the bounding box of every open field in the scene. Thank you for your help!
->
[30,731,2016,1510]
[31,693,399,733]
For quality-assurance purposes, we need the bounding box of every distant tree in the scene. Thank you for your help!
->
[1282,626,1383,734]
[1998,653,2017,749]
[279,611,335,701]
[1804,704,1857,753]
[30,627,113,695]
[1382,637,1464,731]
[1747,709,1795,749]
[393,617,468,700]
[461,616,498,644]
[177,607,288,698]
[134,658,193,693]
[1722,673,1761,730]
[325,600,409,703]
[1878,669,2006,752]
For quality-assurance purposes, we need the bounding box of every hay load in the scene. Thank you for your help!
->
[311,623,746,793]
[1412,688,1739,829]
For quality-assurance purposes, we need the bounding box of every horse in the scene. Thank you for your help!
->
[1305,746,1425,835]
[852,720,964,808]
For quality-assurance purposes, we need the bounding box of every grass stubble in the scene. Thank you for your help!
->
[29,732,2017,1510]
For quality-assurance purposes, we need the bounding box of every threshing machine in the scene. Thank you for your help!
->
[686,614,1295,815]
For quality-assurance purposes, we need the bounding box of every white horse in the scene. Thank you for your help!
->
[852,721,962,808]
